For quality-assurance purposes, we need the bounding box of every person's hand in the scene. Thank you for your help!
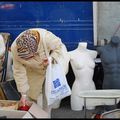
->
[19,94,30,107]
[18,94,32,111]
[43,58,49,66]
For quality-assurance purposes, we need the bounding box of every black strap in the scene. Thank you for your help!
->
[1,38,10,82]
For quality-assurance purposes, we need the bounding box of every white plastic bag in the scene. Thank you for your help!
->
[45,57,71,106]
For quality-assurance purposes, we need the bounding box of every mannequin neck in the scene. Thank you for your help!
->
[110,36,120,47]
[77,42,87,51]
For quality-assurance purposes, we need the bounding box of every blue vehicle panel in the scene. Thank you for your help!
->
[0,1,93,50]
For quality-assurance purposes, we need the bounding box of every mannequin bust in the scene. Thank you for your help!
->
[69,42,97,111]
[0,35,5,78]
[97,36,120,89]
[0,34,13,81]
[6,51,14,81]
[0,35,5,57]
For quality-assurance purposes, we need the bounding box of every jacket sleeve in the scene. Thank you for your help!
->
[11,44,29,94]
[44,31,63,62]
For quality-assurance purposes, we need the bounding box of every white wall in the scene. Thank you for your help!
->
[94,2,120,45]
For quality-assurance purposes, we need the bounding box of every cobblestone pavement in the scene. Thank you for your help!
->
[51,96,117,118]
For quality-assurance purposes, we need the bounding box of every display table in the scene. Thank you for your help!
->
[79,90,120,118]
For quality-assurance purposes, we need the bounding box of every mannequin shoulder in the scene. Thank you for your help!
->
[96,46,103,52]
[87,49,97,58]
[0,35,5,46]
[96,45,109,53]
[68,50,79,59]
[68,49,77,55]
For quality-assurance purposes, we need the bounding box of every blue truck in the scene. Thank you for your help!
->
[0,1,94,51]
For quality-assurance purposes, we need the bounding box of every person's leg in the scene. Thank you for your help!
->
[37,94,43,108]
[51,100,61,109]
[42,84,51,118]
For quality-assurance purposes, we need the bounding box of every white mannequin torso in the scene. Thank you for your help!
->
[69,42,97,111]
[0,35,5,57]
[0,34,14,81]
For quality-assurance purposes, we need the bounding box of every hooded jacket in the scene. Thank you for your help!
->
[11,28,63,100]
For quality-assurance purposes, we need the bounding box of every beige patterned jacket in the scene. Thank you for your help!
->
[11,28,64,100]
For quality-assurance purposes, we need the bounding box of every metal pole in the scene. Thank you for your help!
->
[115,98,117,104]
[84,98,86,118]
